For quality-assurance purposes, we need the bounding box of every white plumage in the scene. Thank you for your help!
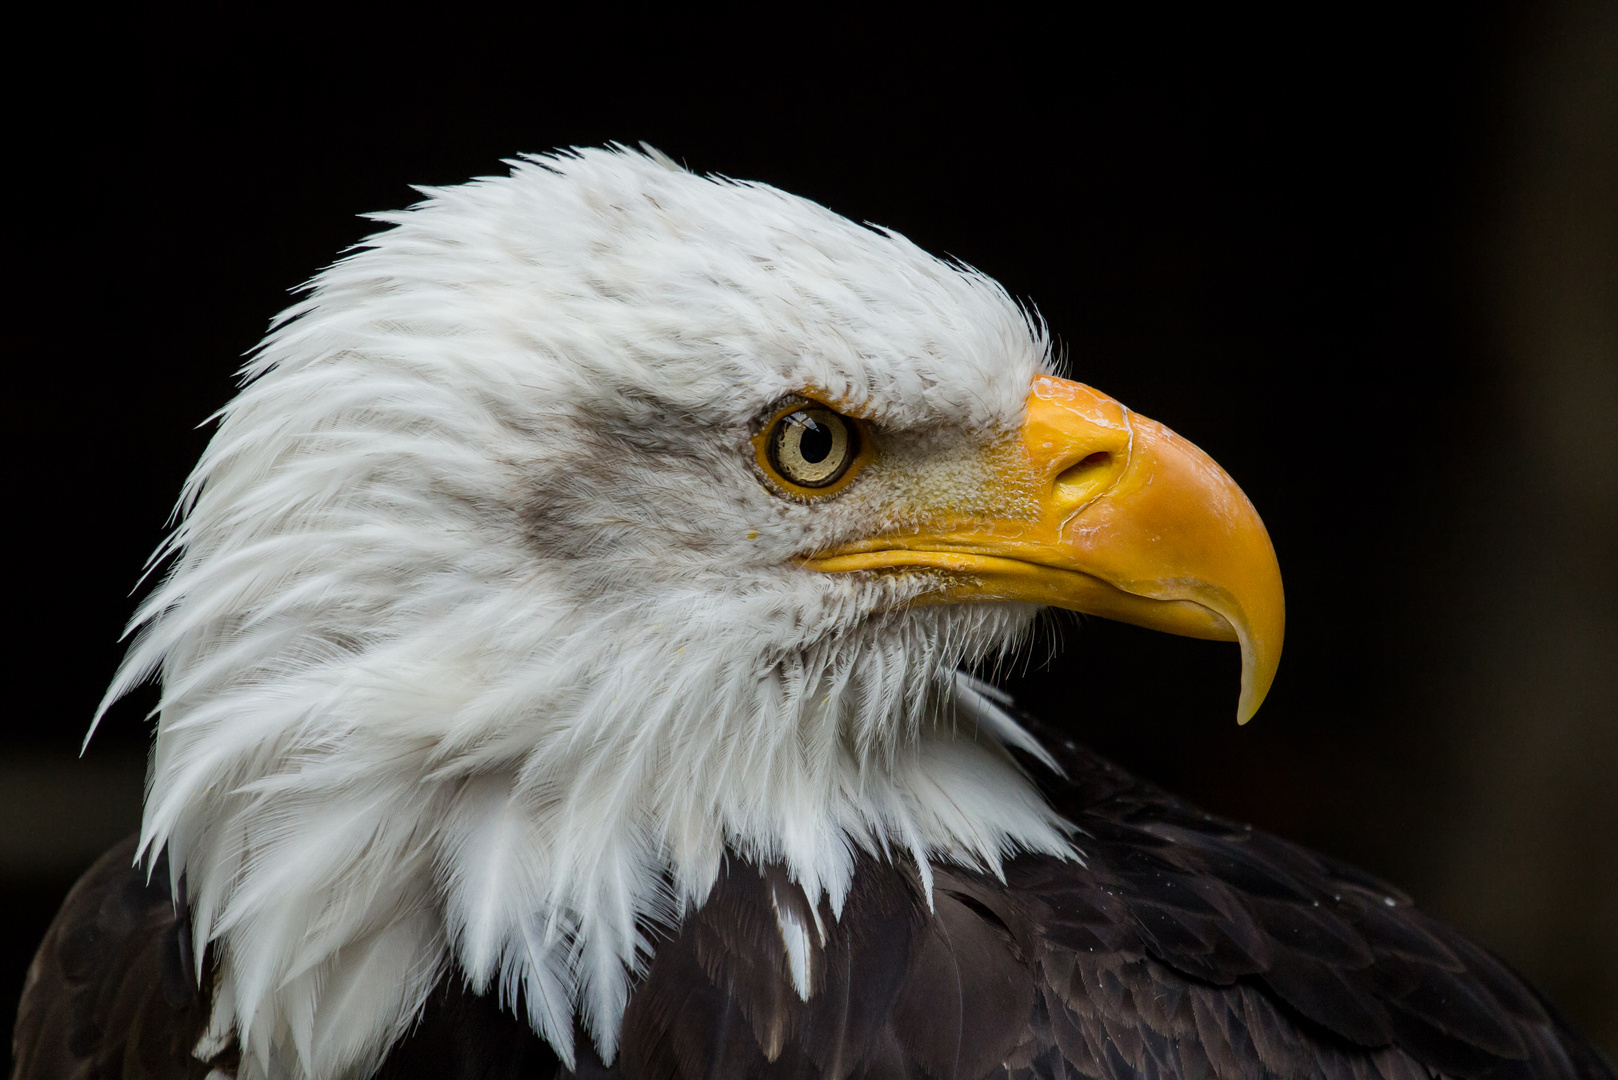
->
[94,147,1075,1079]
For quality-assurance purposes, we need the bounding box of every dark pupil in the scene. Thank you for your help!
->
[796,415,833,463]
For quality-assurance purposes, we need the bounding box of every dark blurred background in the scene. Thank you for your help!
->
[7,2,1614,1062]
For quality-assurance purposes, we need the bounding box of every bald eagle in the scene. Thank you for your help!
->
[12,147,1611,1080]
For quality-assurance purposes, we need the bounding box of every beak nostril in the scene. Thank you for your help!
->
[1051,450,1118,507]
[1055,450,1114,485]
[1052,450,1117,501]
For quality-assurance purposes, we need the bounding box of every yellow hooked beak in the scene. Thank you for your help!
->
[802,375,1285,723]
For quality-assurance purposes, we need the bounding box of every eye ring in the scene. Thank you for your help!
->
[752,399,871,497]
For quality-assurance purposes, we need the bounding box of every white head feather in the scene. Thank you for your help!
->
[97,146,1074,1079]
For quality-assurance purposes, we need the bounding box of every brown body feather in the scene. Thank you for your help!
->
[14,721,1613,1080]
[10,838,232,1080]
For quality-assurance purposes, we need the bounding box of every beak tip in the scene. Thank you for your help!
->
[1234,636,1281,726]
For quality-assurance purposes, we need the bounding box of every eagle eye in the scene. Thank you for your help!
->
[756,401,867,495]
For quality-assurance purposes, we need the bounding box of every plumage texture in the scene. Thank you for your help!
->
[88,147,1072,1078]
[18,731,1612,1079]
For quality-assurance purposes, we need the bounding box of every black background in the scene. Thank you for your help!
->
[9,4,1615,1062]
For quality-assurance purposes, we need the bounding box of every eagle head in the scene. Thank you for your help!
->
[97,147,1282,1078]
